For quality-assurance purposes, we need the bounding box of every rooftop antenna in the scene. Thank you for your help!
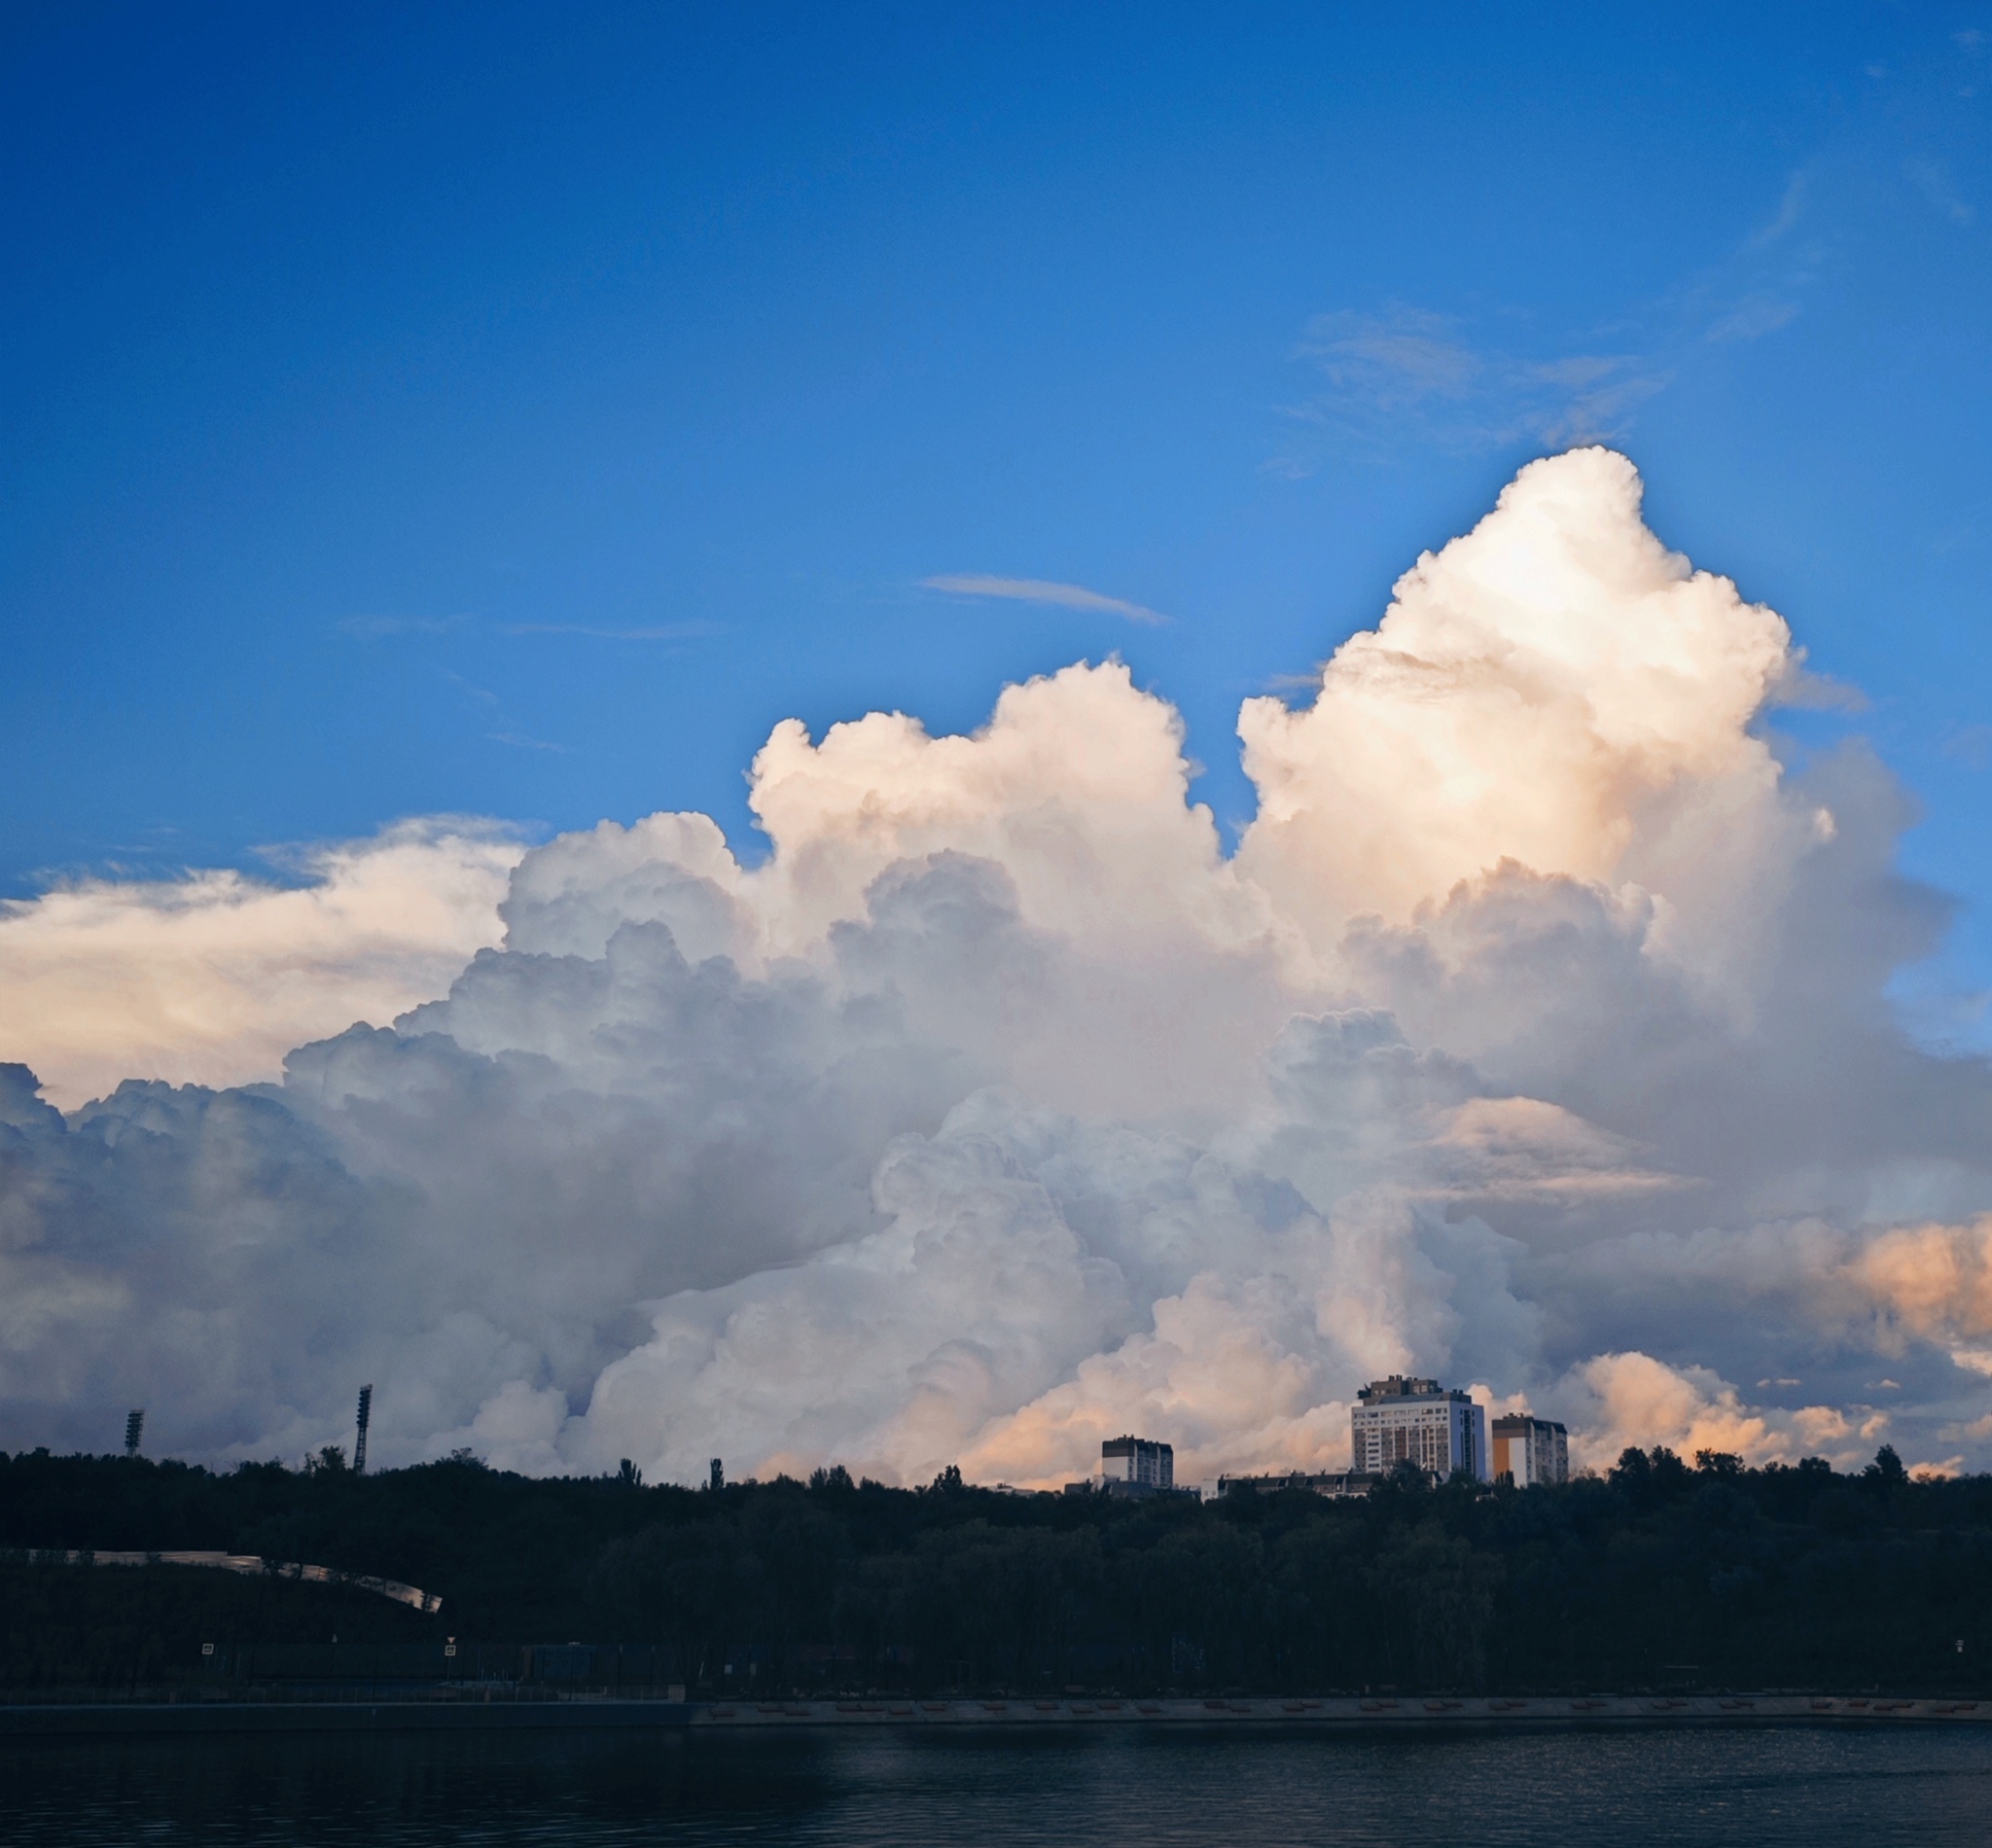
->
[124,1410,144,1458]
[354,1385,373,1475]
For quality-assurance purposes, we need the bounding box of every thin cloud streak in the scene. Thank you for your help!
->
[487,731,570,753]
[922,575,1170,626]
[335,614,469,639]
[502,622,724,642]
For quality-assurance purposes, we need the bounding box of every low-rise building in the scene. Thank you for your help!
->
[1350,1376,1489,1482]
[1215,1470,1378,1500]
[1490,1413,1568,1485]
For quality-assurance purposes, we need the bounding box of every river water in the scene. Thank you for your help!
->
[6,1724,1990,1846]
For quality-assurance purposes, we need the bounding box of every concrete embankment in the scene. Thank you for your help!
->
[0,1699,694,1736]
[4,1692,1989,1736]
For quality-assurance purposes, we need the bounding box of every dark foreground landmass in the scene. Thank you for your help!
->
[4,1443,1989,1699]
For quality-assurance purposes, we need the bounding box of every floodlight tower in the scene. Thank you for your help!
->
[354,1384,373,1475]
[124,1409,144,1458]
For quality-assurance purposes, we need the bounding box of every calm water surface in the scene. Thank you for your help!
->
[6,1725,1990,1846]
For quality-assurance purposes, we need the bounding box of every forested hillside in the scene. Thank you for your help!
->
[5,1444,1990,1695]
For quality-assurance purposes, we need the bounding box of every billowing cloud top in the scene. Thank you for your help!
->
[3,450,1988,1486]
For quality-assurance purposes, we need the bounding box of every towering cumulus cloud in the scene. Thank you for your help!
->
[4,450,1989,1484]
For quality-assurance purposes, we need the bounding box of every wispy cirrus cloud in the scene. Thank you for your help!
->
[1276,164,1842,472]
[1704,296,1803,344]
[1280,304,1666,462]
[335,613,470,639]
[921,575,1169,625]
[439,670,571,755]
[1905,158,1975,227]
[335,616,723,643]
[501,622,723,642]
[487,731,571,753]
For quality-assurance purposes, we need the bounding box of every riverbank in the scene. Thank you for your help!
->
[4,1690,1989,1735]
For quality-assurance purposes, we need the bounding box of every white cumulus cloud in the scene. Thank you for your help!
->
[3,449,1989,1491]
[0,822,521,1107]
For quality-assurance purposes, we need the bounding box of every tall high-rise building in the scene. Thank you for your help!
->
[1101,1435,1174,1490]
[1350,1376,1489,1481]
[1490,1414,1568,1485]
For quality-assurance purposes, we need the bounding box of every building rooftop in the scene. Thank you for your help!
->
[1355,1375,1468,1403]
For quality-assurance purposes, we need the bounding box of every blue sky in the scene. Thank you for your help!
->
[4,3,1989,1039]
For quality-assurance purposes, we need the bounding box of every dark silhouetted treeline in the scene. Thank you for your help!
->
[5,1443,1992,1694]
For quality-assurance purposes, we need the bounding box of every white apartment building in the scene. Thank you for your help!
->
[1350,1376,1489,1482]
[1490,1413,1569,1485]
